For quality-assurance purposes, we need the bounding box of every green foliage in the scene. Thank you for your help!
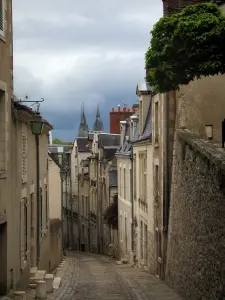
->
[52,138,73,145]
[52,138,64,144]
[103,194,118,230]
[145,3,225,92]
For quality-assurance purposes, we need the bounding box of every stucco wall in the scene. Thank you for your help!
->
[48,157,61,220]
[177,75,225,143]
[166,129,225,300]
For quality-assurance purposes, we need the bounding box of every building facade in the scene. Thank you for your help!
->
[132,84,155,273]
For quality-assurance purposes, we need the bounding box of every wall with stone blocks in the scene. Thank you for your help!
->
[166,129,225,300]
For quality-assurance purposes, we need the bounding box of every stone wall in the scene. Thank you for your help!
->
[166,129,225,300]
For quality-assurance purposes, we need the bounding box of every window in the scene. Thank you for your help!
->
[0,0,5,37]
[123,169,126,199]
[45,185,48,228]
[143,156,147,200]
[154,102,159,143]
[0,89,7,172]
[40,188,43,230]
[82,195,84,215]
[20,197,29,269]
[21,123,28,183]
[120,215,122,241]
[85,196,88,216]
[133,155,137,201]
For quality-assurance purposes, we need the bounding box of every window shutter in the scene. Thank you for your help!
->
[0,0,5,37]
[21,124,28,183]
[20,198,25,270]
[26,198,31,261]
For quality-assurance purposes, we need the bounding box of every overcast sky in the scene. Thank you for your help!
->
[13,0,163,141]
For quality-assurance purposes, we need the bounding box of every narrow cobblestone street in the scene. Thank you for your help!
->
[46,252,183,300]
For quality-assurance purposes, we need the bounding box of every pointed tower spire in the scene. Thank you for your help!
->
[93,105,104,132]
[77,103,89,137]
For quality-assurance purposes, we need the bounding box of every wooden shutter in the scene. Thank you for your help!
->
[26,197,31,261]
[20,198,25,270]
[0,0,5,37]
[21,124,28,183]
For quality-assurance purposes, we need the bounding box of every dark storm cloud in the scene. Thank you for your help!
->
[13,0,163,140]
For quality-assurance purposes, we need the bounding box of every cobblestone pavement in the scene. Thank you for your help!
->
[49,252,183,300]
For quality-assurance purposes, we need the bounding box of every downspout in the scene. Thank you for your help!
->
[130,145,134,265]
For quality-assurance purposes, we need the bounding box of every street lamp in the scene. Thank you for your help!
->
[30,111,44,268]
[60,167,67,256]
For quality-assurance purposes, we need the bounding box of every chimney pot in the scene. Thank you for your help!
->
[128,108,130,112]
[118,105,121,112]
[123,107,126,112]
[112,108,114,112]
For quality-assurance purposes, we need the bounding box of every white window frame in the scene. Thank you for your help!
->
[0,0,6,38]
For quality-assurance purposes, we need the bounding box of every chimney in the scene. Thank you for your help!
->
[110,105,135,134]
[162,0,205,16]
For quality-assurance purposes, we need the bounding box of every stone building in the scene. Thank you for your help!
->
[71,137,90,250]
[148,0,225,296]
[48,143,73,250]
[132,84,155,273]
[116,120,132,263]
[0,99,52,295]
[97,133,120,254]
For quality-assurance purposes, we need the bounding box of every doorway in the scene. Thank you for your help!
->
[0,222,7,295]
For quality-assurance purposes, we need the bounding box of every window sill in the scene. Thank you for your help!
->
[0,171,7,179]
[0,34,6,43]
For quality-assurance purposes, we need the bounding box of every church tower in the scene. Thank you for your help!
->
[93,105,104,132]
[77,103,89,137]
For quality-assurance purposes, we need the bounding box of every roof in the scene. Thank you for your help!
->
[103,148,118,160]
[48,152,61,168]
[48,144,73,154]
[136,83,152,95]
[98,133,120,148]
[76,138,90,152]
[116,121,132,156]
[134,102,152,143]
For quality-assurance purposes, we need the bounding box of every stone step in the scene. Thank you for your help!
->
[53,277,61,290]
[30,270,46,284]
[30,266,38,278]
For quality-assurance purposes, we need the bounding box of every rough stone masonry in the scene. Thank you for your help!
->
[166,129,225,300]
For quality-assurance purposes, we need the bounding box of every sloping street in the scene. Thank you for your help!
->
[44,252,182,300]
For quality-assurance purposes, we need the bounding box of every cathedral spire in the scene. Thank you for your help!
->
[93,105,104,132]
[77,103,89,137]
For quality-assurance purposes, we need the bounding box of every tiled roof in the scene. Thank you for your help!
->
[76,138,90,152]
[98,133,120,148]
[138,101,152,142]
[103,148,118,160]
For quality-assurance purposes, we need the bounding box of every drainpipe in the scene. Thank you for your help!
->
[130,146,134,265]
